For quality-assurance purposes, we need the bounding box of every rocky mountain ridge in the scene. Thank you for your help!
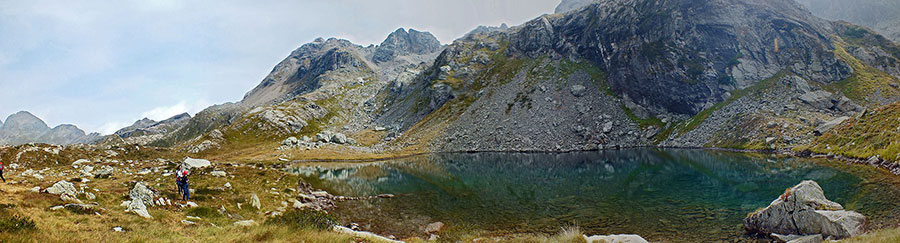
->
[41,0,900,164]
[0,111,101,146]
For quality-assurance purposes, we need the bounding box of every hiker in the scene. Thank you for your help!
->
[175,166,185,196]
[179,170,190,201]
[0,161,5,183]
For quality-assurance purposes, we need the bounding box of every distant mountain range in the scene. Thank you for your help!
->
[796,0,900,43]
[0,111,101,146]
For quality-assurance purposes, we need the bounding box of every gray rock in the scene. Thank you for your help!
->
[282,137,298,146]
[570,85,586,97]
[423,222,444,234]
[210,171,227,177]
[94,165,114,178]
[331,133,348,144]
[583,234,649,243]
[129,182,156,207]
[798,91,835,110]
[251,194,261,210]
[787,234,824,243]
[745,180,866,239]
[316,132,332,143]
[126,199,152,219]
[182,157,211,170]
[46,180,77,196]
[814,116,850,135]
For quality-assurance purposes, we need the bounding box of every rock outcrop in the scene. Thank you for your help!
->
[745,180,866,239]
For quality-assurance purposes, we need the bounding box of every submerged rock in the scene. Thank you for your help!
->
[745,180,866,239]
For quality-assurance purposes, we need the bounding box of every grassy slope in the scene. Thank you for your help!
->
[807,102,900,162]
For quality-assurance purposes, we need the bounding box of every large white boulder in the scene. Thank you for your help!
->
[745,180,866,239]
[182,157,211,170]
[46,180,77,196]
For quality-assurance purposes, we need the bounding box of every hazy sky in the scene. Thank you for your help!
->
[0,0,559,134]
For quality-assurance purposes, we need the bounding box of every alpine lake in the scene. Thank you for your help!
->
[287,149,900,242]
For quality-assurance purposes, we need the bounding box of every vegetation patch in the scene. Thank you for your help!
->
[0,215,36,232]
[265,209,336,230]
[826,40,900,104]
[186,206,221,218]
[807,102,900,162]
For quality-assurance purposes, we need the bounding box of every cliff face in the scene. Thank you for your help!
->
[797,0,900,43]
[371,0,897,152]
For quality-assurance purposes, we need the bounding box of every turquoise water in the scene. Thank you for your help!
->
[290,149,900,242]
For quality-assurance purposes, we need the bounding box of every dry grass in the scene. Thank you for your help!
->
[840,228,900,243]
[0,156,399,243]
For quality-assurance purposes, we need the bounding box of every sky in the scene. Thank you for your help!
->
[0,0,560,135]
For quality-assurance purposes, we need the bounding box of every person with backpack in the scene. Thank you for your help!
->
[179,170,190,201]
[0,161,5,183]
[175,166,184,196]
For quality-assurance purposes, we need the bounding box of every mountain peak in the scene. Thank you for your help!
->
[1,111,50,133]
[372,27,442,63]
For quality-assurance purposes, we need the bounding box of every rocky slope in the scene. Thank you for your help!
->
[0,111,101,146]
[366,0,899,154]
[94,0,900,164]
[796,0,900,43]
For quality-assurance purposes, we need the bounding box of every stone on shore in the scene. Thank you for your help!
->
[744,180,866,239]
[583,234,649,243]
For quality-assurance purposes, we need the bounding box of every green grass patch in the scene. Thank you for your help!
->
[825,40,900,104]
[0,215,36,232]
[186,206,222,218]
[809,102,900,162]
[265,209,336,230]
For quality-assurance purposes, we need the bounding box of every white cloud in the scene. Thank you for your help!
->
[97,121,131,135]
[140,102,189,121]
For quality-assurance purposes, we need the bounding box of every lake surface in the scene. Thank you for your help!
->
[288,149,900,242]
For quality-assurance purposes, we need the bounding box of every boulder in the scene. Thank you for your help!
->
[126,199,152,219]
[182,157,211,170]
[94,165,114,178]
[331,133,348,144]
[570,85,587,97]
[798,91,835,110]
[583,234,649,243]
[47,180,77,196]
[282,137,298,146]
[316,132,332,143]
[745,180,866,239]
[210,171,227,177]
[814,116,850,135]
[251,194,261,210]
[129,182,156,207]
[423,222,444,234]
